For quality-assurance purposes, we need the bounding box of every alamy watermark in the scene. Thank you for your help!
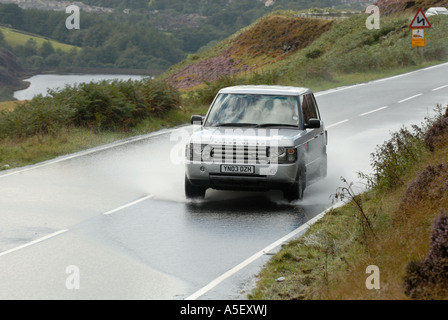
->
[65,265,80,290]
[66,5,80,30]
[365,5,380,30]
[366,265,380,290]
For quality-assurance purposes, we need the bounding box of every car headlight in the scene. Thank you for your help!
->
[187,143,202,161]
[187,144,213,161]
[269,147,297,163]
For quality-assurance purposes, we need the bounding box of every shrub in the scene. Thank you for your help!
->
[137,79,181,117]
[67,81,138,131]
[399,161,448,213]
[0,78,181,138]
[370,125,426,191]
[0,96,75,138]
[403,210,448,299]
[424,105,448,152]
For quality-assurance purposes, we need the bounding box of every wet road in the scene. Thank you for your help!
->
[1,62,448,300]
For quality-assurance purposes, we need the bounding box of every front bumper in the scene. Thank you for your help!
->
[185,161,299,191]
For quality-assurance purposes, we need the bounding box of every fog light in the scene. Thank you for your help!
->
[200,166,206,172]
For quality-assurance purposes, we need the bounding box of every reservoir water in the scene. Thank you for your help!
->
[13,74,147,101]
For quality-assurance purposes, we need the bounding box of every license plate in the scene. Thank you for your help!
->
[221,165,255,174]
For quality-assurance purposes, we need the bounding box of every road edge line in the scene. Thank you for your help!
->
[185,201,345,300]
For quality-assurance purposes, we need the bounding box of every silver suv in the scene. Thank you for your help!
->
[185,85,327,201]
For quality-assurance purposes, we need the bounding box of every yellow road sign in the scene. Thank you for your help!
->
[412,28,425,47]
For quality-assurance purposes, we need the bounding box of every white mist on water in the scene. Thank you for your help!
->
[124,136,187,203]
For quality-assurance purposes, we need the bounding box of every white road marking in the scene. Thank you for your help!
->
[326,119,349,129]
[398,93,423,104]
[185,202,345,300]
[0,194,155,257]
[359,106,388,117]
[103,194,154,215]
[432,84,448,91]
[0,229,69,258]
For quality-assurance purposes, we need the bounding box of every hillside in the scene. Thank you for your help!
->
[165,14,334,89]
[0,26,78,52]
[160,2,448,95]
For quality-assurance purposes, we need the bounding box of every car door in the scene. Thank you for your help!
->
[300,93,326,184]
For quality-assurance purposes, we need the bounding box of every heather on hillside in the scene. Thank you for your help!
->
[403,210,448,299]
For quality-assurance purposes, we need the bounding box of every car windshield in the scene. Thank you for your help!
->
[204,93,300,128]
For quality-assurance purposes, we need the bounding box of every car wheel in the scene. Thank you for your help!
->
[185,175,206,200]
[283,172,305,202]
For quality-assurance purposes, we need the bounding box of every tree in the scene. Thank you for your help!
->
[38,41,55,58]
[23,39,38,57]
[0,4,23,28]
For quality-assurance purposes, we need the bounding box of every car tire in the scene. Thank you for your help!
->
[283,171,305,202]
[185,175,206,200]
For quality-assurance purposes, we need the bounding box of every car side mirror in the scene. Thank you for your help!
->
[190,115,204,125]
[305,119,321,129]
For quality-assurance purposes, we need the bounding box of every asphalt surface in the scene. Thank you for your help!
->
[1,62,448,300]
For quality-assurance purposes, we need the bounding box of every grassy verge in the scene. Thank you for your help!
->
[249,106,448,300]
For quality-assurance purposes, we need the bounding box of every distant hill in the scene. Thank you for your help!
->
[0,0,113,13]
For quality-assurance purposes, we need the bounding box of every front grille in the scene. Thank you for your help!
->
[208,144,270,164]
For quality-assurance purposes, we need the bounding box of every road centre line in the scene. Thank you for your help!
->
[103,194,154,215]
[185,201,345,300]
[326,119,349,129]
[359,106,388,117]
[0,194,155,258]
[398,93,423,104]
[432,84,448,91]
[0,229,69,258]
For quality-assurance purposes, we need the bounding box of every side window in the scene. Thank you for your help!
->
[310,94,321,120]
[301,94,318,124]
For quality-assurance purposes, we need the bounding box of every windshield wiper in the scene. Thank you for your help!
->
[255,123,299,128]
[211,123,258,127]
